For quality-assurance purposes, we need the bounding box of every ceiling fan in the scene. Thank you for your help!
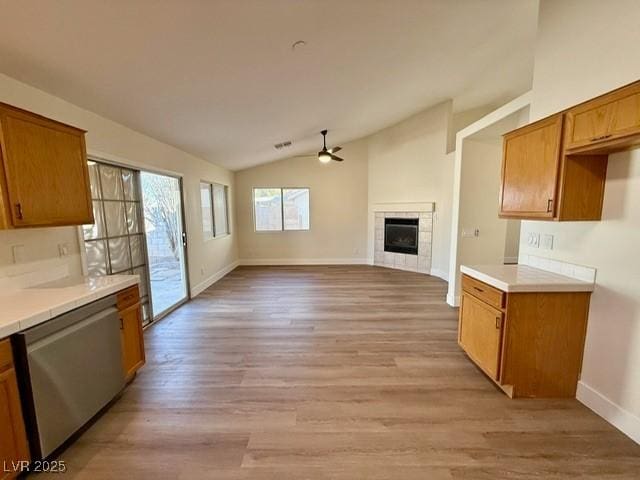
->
[317,129,344,163]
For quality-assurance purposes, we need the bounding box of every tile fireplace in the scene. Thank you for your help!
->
[373,207,433,274]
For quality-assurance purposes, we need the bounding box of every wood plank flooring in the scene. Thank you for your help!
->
[41,266,640,479]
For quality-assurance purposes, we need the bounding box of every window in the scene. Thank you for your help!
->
[213,183,229,236]
[82,160,152,325]
[253,188,310,231]
[200,182,213,239]
[200,181,229,238]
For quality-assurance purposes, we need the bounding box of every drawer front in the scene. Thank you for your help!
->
[566,81,640,150]
[117,285,140,311]
[0,339,13,372]
[458,292,504,380]
[462,275,505,309]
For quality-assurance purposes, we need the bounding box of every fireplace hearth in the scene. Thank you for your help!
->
[384,218,419,255]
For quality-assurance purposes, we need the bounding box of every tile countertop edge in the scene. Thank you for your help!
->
[1,275,140,337]
[461,266,512,291]
[460,265,595,293]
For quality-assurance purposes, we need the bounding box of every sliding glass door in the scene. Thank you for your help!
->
[140,172,189,317]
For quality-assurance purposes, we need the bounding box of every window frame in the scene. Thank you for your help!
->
[200,180,230,240]
[252,187,310,232]
[200,182,214,240]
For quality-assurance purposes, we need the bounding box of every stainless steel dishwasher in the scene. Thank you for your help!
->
[13,294,125,460]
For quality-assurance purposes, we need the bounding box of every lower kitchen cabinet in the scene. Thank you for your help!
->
[117,286,146,382]
[458,274,592,398]
[0,339,30,479]
[459,293,503,381]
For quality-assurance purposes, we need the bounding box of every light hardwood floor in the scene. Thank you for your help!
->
[42,266,640,479]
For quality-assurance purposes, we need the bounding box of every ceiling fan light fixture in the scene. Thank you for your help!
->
[318,151,332,163]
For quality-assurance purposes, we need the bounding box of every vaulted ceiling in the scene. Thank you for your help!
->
[0,0,538,170]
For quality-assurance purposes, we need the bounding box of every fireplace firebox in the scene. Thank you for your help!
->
[384,218,419,255]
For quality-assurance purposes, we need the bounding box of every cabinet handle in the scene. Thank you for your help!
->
[14,203,23,220]
[590,134,612,142]
[473,286,484,293]
[119,317,124,330]
[547,198,553,213]
[495,316,501,329]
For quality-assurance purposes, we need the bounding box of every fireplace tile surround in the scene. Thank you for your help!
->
[374,210,433,274]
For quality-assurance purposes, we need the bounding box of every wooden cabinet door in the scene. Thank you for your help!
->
[120,303,146,380]
[458,292,504,380]
[0,367,30,479]
[0,104,93,227]
[499,114,563,218]
[565,81,640,151]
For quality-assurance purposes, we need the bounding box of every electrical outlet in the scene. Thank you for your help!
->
[527,232,540,248]
[12,244,25,263]
[541,234,554,250]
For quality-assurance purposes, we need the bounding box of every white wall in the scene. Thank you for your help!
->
[503,219,521,264]
[0,73,238,296]
[235,101,457,275]
[447,94,532,305]
[367,101,454,280]
[235,140,368,264]
[521,0,640,441]
[457,138,520,268]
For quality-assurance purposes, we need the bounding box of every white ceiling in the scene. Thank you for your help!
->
[0,0,538,170]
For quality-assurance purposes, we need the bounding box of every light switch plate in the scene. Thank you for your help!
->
[541,234,554,250]
[462,228,480,238]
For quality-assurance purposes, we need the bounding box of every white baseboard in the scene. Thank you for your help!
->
[577,381,640,444]
[190,260,240,297]
[446,292,460,307]
[239,258,369,266]
[429,267,449,282]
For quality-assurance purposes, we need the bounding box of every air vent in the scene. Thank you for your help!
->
[274,140,292,150]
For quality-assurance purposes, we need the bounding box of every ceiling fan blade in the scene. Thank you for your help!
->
[329,146,342,154]
[330,154,345,162]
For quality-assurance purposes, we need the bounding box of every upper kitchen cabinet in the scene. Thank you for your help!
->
[500,116,608,222]
[499,80,640,222]
[565,81,640,154]
[0,102,93,229]
[499,114,563,219]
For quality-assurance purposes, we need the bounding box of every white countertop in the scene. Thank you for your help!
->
[0,275,139,339]
[460,264,595,293]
